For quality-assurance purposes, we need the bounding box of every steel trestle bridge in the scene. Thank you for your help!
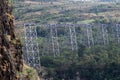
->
[16,23,120,68]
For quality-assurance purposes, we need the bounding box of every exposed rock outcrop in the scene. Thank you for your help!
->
[0,0,41,80]
[0,0,23,80]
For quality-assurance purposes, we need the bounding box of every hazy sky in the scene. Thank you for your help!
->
[71,0,92,1]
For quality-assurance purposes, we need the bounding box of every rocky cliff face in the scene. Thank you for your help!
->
[0,0,23,80]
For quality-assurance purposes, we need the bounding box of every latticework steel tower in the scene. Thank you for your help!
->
[24,23,41,68]
[50,24,60,56]
[69,24,78,51]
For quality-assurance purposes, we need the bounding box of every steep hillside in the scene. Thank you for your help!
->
[0,0,40,80]
[0,0,23,79]
[15,0,120,24]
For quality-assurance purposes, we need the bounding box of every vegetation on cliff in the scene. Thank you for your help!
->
[0,0,40,80]
[0,0,23,79]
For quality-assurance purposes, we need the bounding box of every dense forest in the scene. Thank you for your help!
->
[41,44,120,80]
